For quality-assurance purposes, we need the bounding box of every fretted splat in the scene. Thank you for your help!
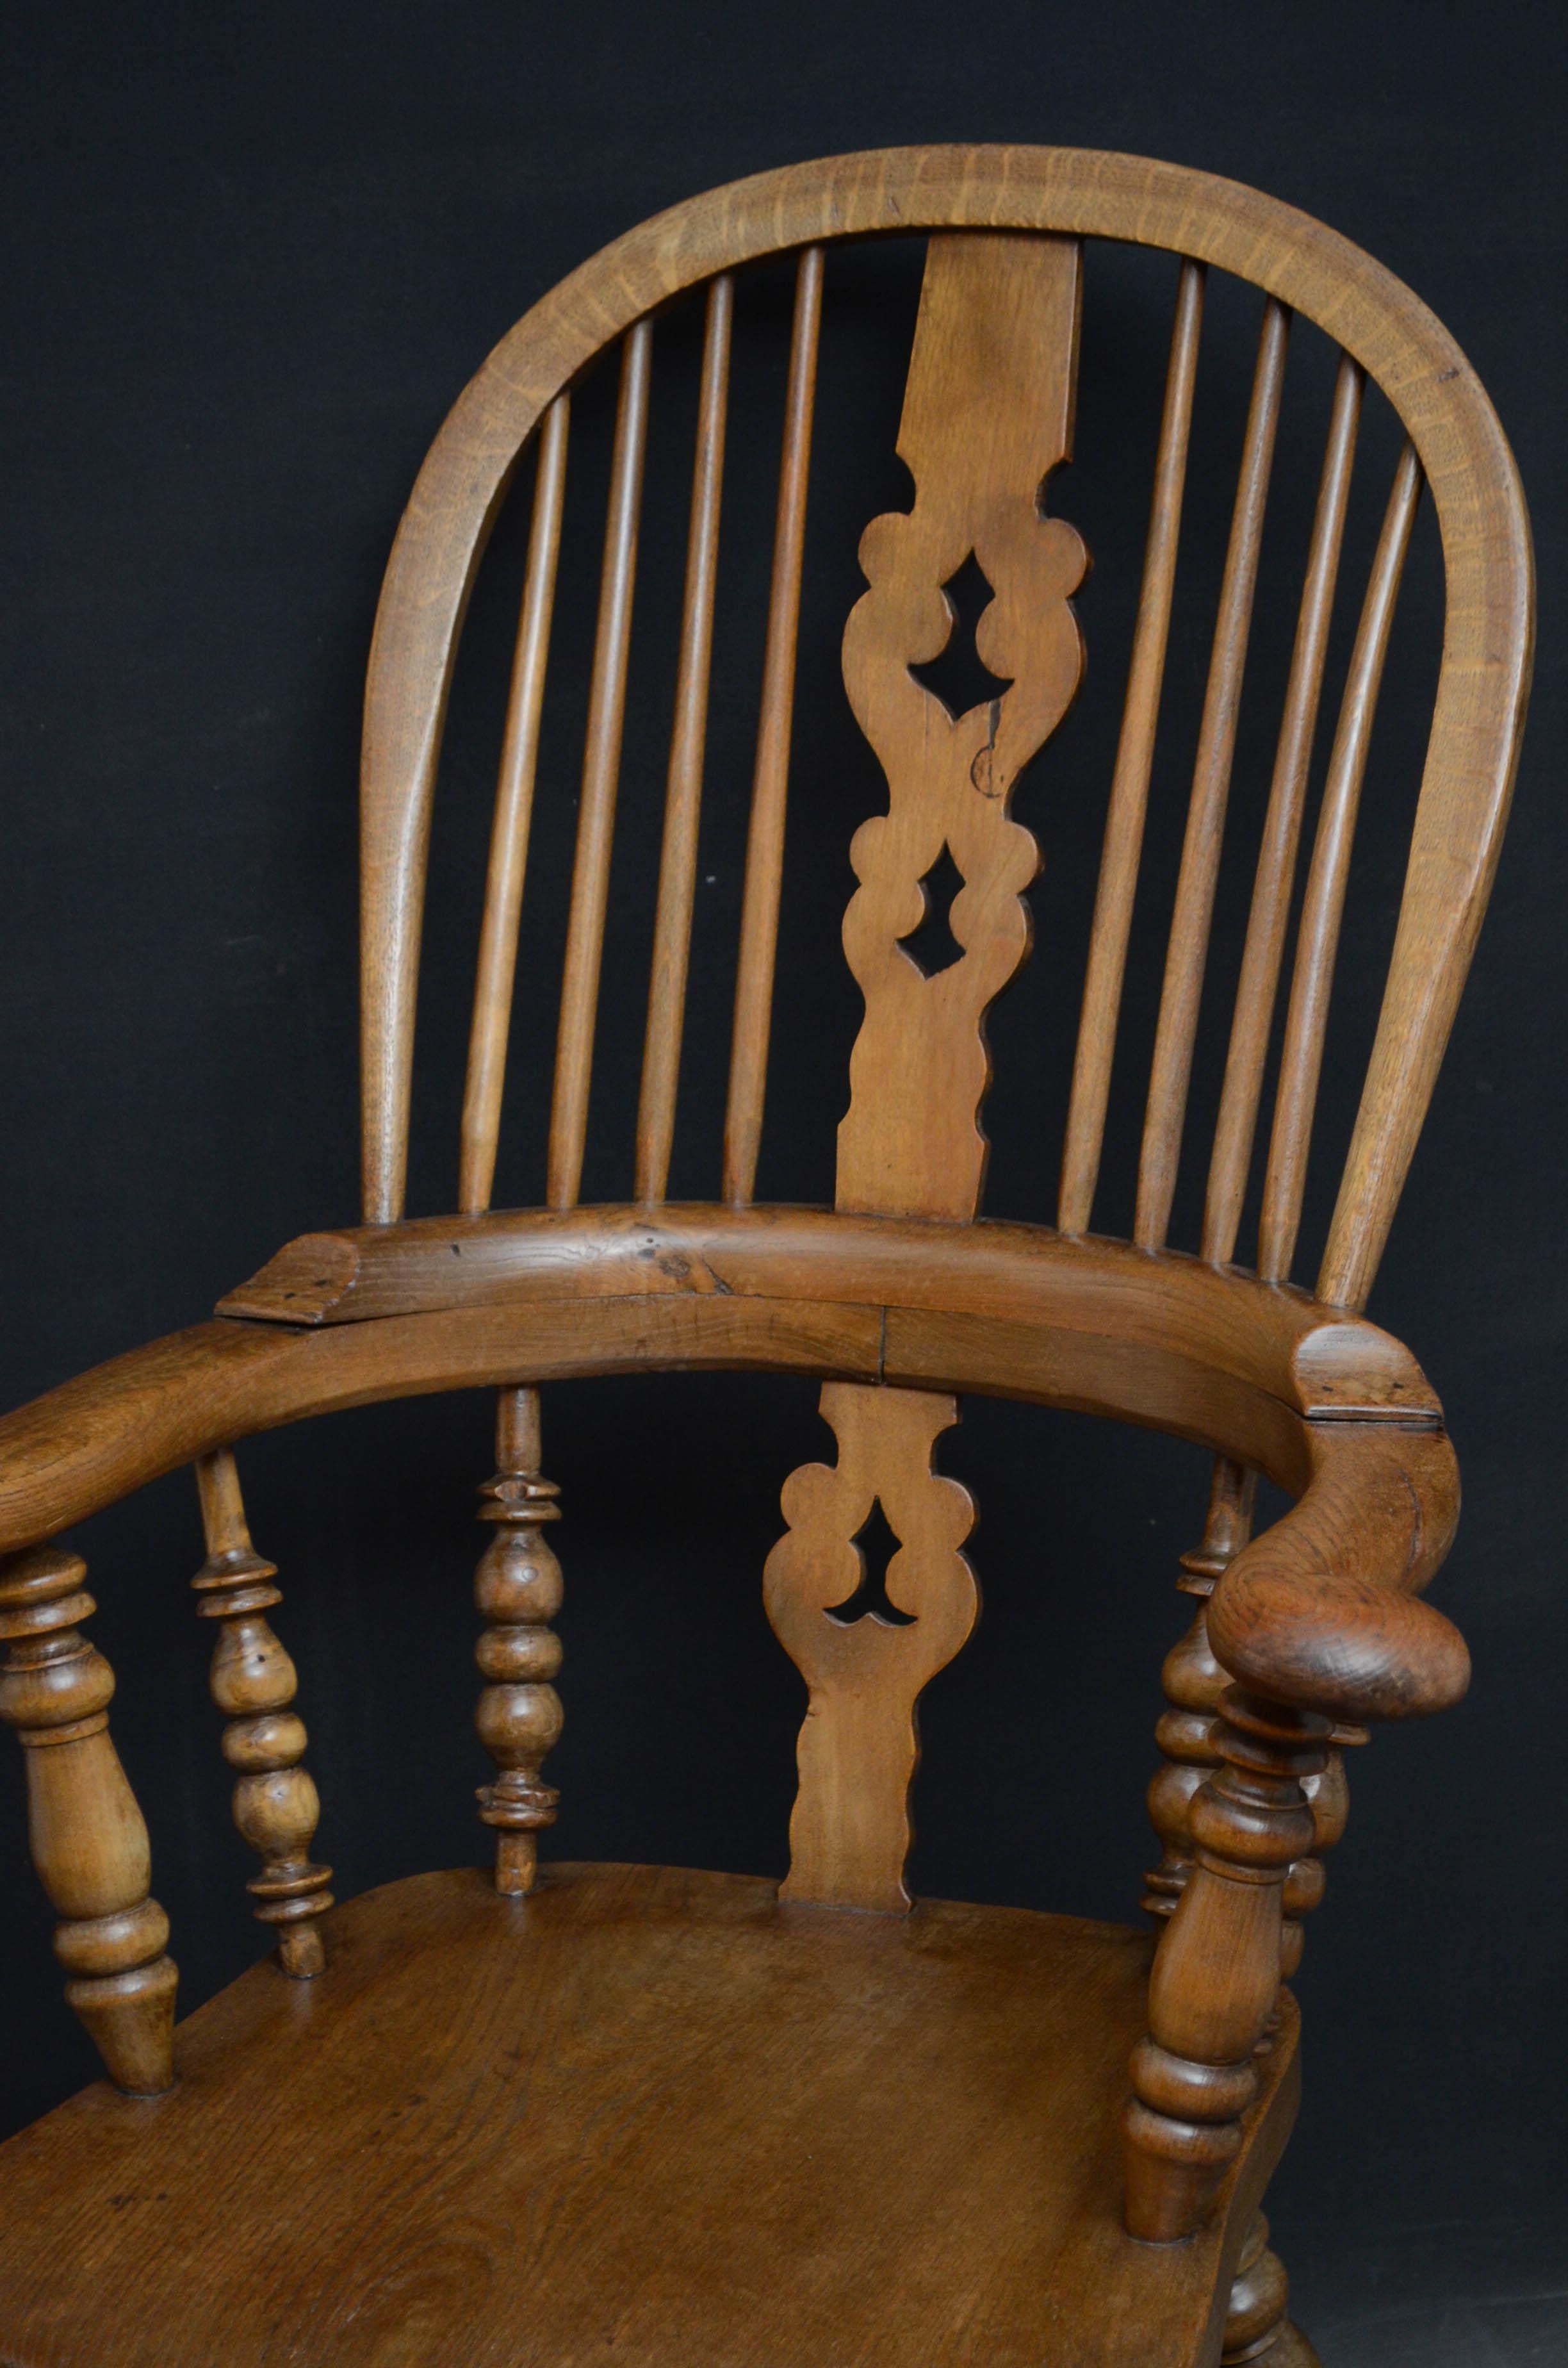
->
[768,233,1084,1913]
[765,1384,977,1912]
[895,841,967,980]
[837,231,1086,1221]
[907,551,1014,721]
[826,1499,919,1627]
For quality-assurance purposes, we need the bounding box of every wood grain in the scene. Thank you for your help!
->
[192,1449,332,1977]
[723,246,823,1208]
[1060,256,1204,1237]
[0,1862,1300,2368]
[1264,443,1424,1287]
[2,145,1533,2337]
[835,231,1084,1219]
[547,320,652,1212]
[765,231,1084,1911]
[1203,354,1363,1266]
[1136,298,1289,1252]
[459,394,569,1217]
[637,275,732,1206]
[0,1547,178,2093]
[765,1384,977,1911]
[359,147,1531,1308]
[472,1384,563,1895]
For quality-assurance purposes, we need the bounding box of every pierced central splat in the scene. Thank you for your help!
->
[826,1500,917,1627]
[897,843,967,978]
[908,552,1014,720]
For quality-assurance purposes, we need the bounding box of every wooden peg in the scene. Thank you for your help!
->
[1125,1688,1327,2242]
[475,1385,563,1895]
[0,1544,178,2093]
[193,1449,332,1978]
[1143,1456,1255,1920]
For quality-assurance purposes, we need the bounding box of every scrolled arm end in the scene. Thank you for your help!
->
[1209,1554,1469,1723]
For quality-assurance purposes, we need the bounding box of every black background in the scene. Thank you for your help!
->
[2,6,1563,2359]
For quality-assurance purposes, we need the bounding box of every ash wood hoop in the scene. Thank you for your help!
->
[360,147,1531,1319]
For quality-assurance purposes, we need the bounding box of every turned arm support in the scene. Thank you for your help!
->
[1125,1416,1466,2245]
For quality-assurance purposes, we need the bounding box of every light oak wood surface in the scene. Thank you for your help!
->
[0,1864,1300,2368]
[0,142,1530,2365]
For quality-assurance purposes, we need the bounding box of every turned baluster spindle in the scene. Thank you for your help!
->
[1125,1686,1327,2244]
[1143,1454,1256,1920]
[1281,1720,1364,1979]
[1222,2212,1315,2365]
[0,1545,178,2094]
[475,1384,564,1895]
[193,1449,332,1978]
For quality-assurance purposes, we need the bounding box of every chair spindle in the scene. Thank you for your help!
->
[1125,1688,1328,2243]
[1260,441,1424,1287]
[1142,1454,1255,1921]
[459,394,571,1217]
[193,1449,332,1978]
[723,244,824,1207]
[1059,257,1205,1237]
[637,274,734,1205]
[0,1545,178,2093]
[547,319,653,1212]
[474,1383,563,1895]
[1202,353,1364,1264]
[1222,2213,1303,2364]
[1135,297,1291,1253]
[1283,1720,1362,1982]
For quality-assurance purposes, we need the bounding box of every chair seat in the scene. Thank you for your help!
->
[0,1863,1297,2367]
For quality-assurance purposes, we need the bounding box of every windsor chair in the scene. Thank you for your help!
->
[0,146,1531,2368]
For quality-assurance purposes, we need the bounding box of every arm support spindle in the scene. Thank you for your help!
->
[474,1384,564,1895]
[193,1449,332,1977]
[0,1545,178,2094]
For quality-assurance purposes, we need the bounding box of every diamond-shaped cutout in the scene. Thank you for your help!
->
[826,1500,917,1627]
[897,841,967,978]
[909,552,1012,719]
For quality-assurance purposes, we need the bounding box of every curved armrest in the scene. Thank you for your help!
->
[1209,1419,1467,1722]
[0,1207,1455,1657]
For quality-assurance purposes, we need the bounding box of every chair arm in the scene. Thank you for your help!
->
[1208,1418,1468,1722]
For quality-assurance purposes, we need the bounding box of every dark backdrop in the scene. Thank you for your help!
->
[2,7,1563,2360]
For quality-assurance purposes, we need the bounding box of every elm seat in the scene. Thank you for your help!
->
[0,145,1531,2368]
[0,1866,1300,2368]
